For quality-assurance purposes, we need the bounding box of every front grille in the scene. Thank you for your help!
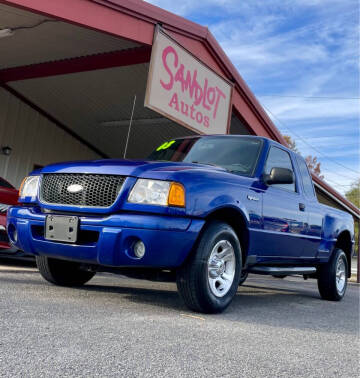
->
[40,174,125,208]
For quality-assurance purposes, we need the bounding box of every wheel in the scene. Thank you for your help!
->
[317,248,348,301]
[36,256,95,287]
[239,270,248,285]
[176,221,242,313]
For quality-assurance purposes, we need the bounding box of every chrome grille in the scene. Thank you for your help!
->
[40,174,125,207]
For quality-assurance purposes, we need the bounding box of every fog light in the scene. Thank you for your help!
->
[133,240,145,258]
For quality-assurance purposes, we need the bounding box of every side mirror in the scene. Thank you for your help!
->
[264,167,294,185]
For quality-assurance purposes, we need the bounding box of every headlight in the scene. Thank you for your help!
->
[128,179,185,207]
[19,176,40,200]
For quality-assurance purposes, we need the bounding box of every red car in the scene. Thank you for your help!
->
[0,177,19,252]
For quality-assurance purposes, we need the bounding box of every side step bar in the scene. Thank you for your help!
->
[248,266,316,276]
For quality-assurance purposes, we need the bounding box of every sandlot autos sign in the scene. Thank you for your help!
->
[145,29,233,134]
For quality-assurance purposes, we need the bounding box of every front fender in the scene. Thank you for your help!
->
[206,197,250,226]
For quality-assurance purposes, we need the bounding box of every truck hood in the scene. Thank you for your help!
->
[39,159,227,178]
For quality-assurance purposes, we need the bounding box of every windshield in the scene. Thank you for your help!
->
[148,137,263,176]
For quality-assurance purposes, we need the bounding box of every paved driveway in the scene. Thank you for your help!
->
[0,258,359,377]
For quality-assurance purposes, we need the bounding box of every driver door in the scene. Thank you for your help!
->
[260,147,307,259]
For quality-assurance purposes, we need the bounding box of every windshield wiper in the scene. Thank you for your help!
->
[191,161,217,167]
[191,161,228,171]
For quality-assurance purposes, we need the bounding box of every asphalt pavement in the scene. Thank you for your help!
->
[0,258,359,378]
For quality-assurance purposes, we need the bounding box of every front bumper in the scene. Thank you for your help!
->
[7,206,204,268]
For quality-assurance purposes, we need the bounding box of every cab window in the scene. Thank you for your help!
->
[265,147,296,192]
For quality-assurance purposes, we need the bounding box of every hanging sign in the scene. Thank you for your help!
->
[145,28,233,134]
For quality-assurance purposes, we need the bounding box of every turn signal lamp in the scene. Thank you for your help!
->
[18,177,26,197]
[168,182,185,207]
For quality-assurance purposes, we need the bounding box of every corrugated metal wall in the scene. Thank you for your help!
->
[0,88,99,188]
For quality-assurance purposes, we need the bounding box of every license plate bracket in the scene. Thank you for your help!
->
[45,215,79,243]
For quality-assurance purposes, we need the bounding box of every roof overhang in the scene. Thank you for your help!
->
[0,0,285,143]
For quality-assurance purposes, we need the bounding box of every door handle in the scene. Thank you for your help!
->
[299,203,306,211]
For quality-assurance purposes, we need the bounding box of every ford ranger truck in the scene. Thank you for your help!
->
[7,135,355,313]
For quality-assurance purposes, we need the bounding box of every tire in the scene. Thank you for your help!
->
[36,256,95,287]
[317,248,348,301]
[176,221,242,313]
[239,270,248,286]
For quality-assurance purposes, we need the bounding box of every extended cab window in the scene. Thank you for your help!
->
[296,155,315,198]
[265,147,296,192]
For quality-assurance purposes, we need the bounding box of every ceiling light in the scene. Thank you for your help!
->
[1,146,12,156]
[0,29,14,39]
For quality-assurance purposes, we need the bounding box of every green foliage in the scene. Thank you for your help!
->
[345,179,360,255]
[345,179,360,208]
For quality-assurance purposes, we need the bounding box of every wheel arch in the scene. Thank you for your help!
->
[205,206,249,267]
[334,230,353,278]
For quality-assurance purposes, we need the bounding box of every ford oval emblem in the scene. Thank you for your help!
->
[67,184,83,193]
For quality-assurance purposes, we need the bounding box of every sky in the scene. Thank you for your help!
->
[146,0,359,196]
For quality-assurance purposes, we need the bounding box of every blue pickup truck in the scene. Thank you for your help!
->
[8,135,354,313]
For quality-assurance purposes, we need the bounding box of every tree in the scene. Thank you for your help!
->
[305,155,324,180]
[283,135,299,153]
[345,179,360,208]
[283,135,324,179]
[345,179,360,255]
